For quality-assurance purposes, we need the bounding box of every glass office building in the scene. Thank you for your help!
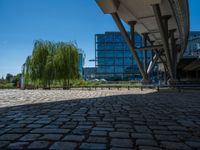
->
[78,49,85,77]
[95,32,151,81]
[184,31,200,57]
[177,31,200,80]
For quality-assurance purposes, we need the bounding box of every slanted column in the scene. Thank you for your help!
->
[162,15,171,39]
[151,49,154,62]
[169,29,177,78]
[152,4,174,80]
[164,66,167,85]
[110,12,148,82]
[143,33,148,74]
[169,29,177,61]
[147,50,159,75]
[129,21,149,83]
[150,41,155,62]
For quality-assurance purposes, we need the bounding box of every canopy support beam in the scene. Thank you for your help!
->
[111,12,149,83]
[152,4,175,80]
[143,33,148,74]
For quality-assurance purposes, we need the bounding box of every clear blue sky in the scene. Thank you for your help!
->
[0,0,199,77]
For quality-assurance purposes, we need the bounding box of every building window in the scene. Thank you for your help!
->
[95,32,151,80]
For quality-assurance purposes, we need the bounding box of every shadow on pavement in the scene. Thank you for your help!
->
[0,92,200,149]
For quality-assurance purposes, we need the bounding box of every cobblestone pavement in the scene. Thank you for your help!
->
[0,89,200,150]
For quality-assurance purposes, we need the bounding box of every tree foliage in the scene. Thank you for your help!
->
[22,56,31,83]
[22,40,80,89]
[3,73,21,87]
[6,73,13,83]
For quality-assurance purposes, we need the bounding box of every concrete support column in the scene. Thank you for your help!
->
[164,67,167,85]
[170,29,177,79]
[143,33,148,74]
[147,51,159,75]
[151,49,154,62]
[152,4,174,80]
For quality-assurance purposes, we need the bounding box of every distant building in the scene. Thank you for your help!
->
[83,67,96,80]
[95,32,151,81]
[184,31,200,57]
[78,49,85,77]
[177,31,200,80]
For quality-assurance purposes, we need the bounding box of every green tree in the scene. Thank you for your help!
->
[0,76,6,84]
[30,40,49,88]
[54,42,80,89]
[6,73,13,83]
[22,40,81,89]
[54,42,70,89]
[42,41,56,89]
[22,55,31,86]
[12,74,21,87]
[69,44,80,80]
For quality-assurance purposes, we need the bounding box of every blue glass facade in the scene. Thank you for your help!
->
[78,49,85,77]
[95,32,151,81]
[185,31,200,57]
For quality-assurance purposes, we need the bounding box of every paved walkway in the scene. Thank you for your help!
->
[0,89,200,150]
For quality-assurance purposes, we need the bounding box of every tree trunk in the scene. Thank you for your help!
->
[48,82,51,90]
[43,81,49,90]
[63,80,67,90]
[67,79,70,90]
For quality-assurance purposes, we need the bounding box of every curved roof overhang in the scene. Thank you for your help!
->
[96,0,189,54]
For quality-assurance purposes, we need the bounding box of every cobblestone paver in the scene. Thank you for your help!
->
[0,89,200,149]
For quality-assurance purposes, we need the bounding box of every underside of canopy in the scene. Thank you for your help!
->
[96,0,190,83]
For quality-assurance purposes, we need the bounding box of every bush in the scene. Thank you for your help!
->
[0,83,14,88]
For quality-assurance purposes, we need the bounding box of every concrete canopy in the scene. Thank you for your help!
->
[96,0,190,83]
[96,0,189,55]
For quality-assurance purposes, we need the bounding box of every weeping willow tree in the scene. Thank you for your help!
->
[43,41,56,88]
[30,40,50,88]
[69,44,80,80]
[54,42,79,89]
[22,55,32,86]
[22,40,80,89]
